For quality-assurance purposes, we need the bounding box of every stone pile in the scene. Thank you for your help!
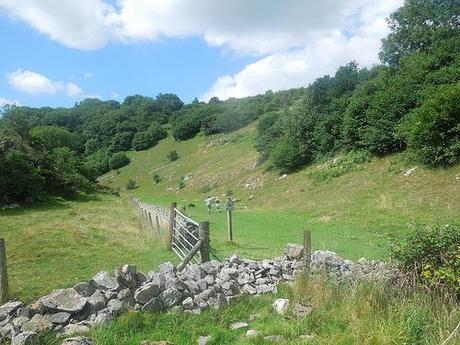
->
[0,245,400,344]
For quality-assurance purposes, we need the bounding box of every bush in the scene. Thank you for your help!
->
[398,82,460,166]
[109,153,130,170]
[85,149,112,176]
[125,179,138,190]
[153,174,161,184]
[0,152,44,204]
[391,224,460,295]
[131,122,167,151]
[167,150,179,162]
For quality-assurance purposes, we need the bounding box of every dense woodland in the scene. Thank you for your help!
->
[0,0,459,204]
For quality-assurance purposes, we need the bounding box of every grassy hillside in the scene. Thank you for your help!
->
[101,123,460,260]
[0,194,176,301]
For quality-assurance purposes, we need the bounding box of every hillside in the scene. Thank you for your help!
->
[101,123,460,260]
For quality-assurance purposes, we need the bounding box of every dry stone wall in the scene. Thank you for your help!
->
[0,245,401,345]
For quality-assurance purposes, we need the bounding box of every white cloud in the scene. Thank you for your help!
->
[0,0,401,55]
[7,69,83,97]
[0,0,118,50]
[0,0,404,99]
[202,0,403,100]
[0,97,20,107]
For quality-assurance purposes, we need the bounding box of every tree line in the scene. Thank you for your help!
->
[0,88,302,204]
[1,0,458,204]
[256,0,459,172]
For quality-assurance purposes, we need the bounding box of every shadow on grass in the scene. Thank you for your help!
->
[0,193,104,216]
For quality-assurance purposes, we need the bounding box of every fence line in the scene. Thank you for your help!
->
[130,197,169,238]
[127,197,210,269]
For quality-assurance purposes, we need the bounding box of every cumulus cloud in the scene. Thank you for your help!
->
[0,0,118,50]
[7,69,83,97]
[0,0,404,99]
[202,0,403,100]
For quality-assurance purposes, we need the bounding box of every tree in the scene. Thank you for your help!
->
[30,126,75,151]
[380,0,460,66]
[398,82,460,166]
[110,131,134,152]
[109,153,131,170]
[131,122,167,151]
[0,152,44,204]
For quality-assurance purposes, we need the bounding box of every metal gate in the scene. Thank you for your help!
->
[169,204,209,269]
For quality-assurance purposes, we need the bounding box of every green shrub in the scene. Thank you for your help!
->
[85,149,112,176]
[109,153,130,170]
[0,152,44,204]
[131,122,167,151]
[125,179,138,190]
[398,82,460,166]
[307,150,372,184]
[167,150,179,162]
[391,224,460,295]
[153,174,161,184]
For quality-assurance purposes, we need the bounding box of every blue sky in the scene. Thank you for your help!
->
[0,13,255,107]
[0,0,403,108]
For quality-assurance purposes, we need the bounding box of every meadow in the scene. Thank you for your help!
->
[1,123,459,303]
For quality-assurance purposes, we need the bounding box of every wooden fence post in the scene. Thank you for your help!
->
[303,230,312,273]
[155,215,161,236]
[227,210,233,242]
[0,238,8,304]
[168,202,177,250]
[148,212,154,235]
[199,221,210,263]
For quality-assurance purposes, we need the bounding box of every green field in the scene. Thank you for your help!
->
[102,124,460,260]
[0,194,176,302]
[1,123,459,303]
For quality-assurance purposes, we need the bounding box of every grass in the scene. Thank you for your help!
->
[101,124,460,260]
[41,275,459,345]
[0,193,176,302]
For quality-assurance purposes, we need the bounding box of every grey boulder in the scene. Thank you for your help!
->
[41,289,87,314]
[11,331,39,345]
[89,272,120,291]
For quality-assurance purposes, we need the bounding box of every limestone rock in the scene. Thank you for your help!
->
[229,321,248,330]
[285,244,304,260]
[86,291,106,314]
[62,324,90,336]
[141,298,163,312]
[264,335,284,342]
[21,314,52,333]
[292,303,313,318]
[61,336,94,345]
[159,262,174,274]
[73,283,95,298]
[160,288,182,308]
[89,272,120,291]
[134,283,161,304]
[246,329,260,337]
[107,299,127,317]
[0,301,23,321]
[44,312,71,325]
[41,289,87,314]
[273,299,290,315]
[197,335,212,345]
[115,265,138,289]
[11,331,39,345]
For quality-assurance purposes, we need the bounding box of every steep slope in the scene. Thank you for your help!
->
[101,123,460,260]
